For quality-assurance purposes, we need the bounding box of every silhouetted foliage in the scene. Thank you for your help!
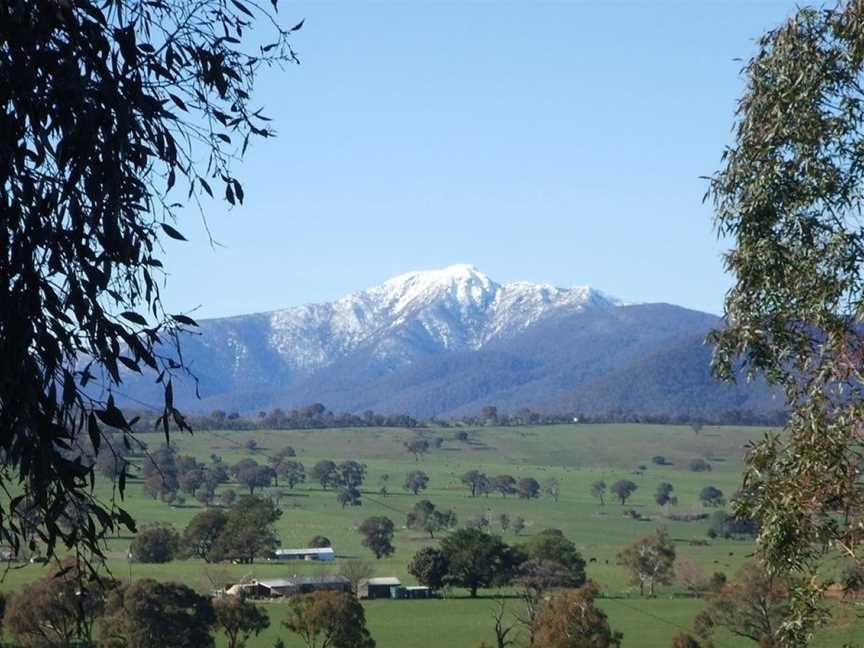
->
[0,0,300,564]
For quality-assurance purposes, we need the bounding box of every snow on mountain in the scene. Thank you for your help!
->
[258,264,617,371]
[117,266,777,418]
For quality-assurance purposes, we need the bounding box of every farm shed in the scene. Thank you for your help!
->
[274,547,336,561]
[402,585,435,599]
[227,575,350,598]
[359,577,401,600]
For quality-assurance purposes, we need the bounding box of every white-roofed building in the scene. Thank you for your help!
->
[226,575,350,598]
[274,547,335,561]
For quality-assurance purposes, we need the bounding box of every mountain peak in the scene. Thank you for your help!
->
[383,263,494,289]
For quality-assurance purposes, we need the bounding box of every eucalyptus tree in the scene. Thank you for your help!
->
[708,1,864,639]
[0,0,301,564]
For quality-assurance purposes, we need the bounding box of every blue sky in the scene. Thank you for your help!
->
[162,0,800,319]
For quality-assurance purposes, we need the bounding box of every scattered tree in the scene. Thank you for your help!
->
[278,461,306,489]
[543,478,561,503]
[100,579,216,648]
[699,487,725,508]
[269,447,297,487]
[520,532,586,587]
[282,592,375,648]
[440,528,515,597]
[406,500,456,538]
[610,480,638,505]
[212,496,281,564]
[533,583,622,648]
[518,477,541,500]
[461,470,489,497]
[7,559,114,648]
[404,439,430,462]
[591,480,607,506]
[181,510,228,562]
[130,524,180,563]
[492,475,517,498]
[688,459,711,473]
[694,565,791,647]
[358,516,395,559]
[655,482,677,508]
[706,511,758,539]
[235,462,275,496]
[337,486,362,508]
[490,600,518,648]
[214,597,270,648]
[616,529,676,597]
[498,513,511,532]
[511,516,526,536]
[404,471,430,496]
[408,547,450,591]
[310,460,338,489]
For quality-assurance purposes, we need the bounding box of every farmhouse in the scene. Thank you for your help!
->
[358,576,401,599]
[274,547,336,561]
[226,575,350,598]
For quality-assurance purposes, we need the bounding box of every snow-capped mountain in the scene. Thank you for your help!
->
[255,264,618,370]
[119,265,778,418]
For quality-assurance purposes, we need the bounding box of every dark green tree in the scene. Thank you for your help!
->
[358,516,395,559]
[655,482,677,508]
[408,547,450,590]
[461,470,488,497]
[181,509,228,562]
[310,460,338,489]
[278,461,306,489]
[130,524,180,563]
[699,486,725,508]
[517,477,541,500]
[100,579,216,648]
[591,480,607,506]
[610,480,638,505]
[492,475,517,498]
[404,470,429,495]
[440,528,516,597]
[269,447,296,487]
[406,500,456,538]
[213,496,281,563]
[520,532,586,586]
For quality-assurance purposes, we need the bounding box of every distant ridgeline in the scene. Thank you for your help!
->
[124,402,788,433]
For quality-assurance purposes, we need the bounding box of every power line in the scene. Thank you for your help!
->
[601,597,734,648]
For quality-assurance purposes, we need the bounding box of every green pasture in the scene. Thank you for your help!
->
[4,423,861,647]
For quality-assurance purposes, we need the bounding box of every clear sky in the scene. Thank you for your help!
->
[161,0,800,319]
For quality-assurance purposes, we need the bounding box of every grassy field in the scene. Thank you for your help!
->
[4,423,861,647]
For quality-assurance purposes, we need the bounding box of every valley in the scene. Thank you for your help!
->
[3,423,859,647]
